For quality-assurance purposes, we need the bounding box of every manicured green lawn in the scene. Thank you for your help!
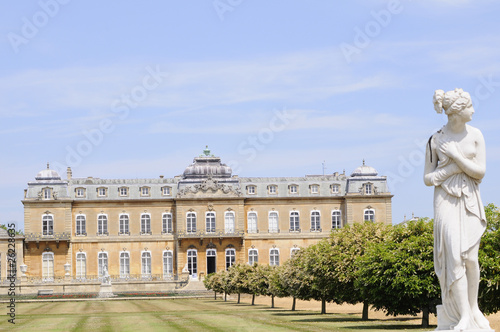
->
[2,298,431,331]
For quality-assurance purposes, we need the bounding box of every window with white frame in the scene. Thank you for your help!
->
[187,212,197,233]
[97,214,108,235]
[141,213,151,234]
[162,186,172,196]
[289,185,298,194]
[331,184,340,194]
[365,183,373,195]
[311,211,321,231]
[163,251,173,277]
[75,188,85,198]
[225,248,236,270]
[141,251,152,276]
[162,213,173,234]
[98,252,108,277]
[310,184,319,194]
[247,185,256,195]
[225,211,235,233]
[119,187,128,197]
[119,214,129,234]
[76,215,86,235]
[140,187,150,197]
[120,252,130,278]
[76,252,86,279]
[332,210,342,229]
[206,212,216,233]
[43,188,52,200]
[268,185,277,194]
[42,252,54,281]
[290,211,300,232]
[42,214,54,236]
[97,187,107,197]
[247,212,258,233]
[290,248,300,258]
[364,209,375,222]
[248,249,258,265]
[187,249,197,275]
[268,211,279,233]
[270,248,280,266]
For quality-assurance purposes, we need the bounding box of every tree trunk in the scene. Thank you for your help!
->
[271,295,275,308]
[252,294,255,305]
[422,307,429,328]
[214,291,217,300]
[238,293,241,304]
[321,298,326,314]
[362,301,369,321]
[292,297,296,311]
[224,292,227,302]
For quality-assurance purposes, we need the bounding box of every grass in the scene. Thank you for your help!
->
[1,298,433,331]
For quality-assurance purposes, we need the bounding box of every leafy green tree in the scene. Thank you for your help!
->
[275,252,311,311]
[355,219,439,328]
[227,264,253,304]
[479,203,500,314]
[203,272,224,300]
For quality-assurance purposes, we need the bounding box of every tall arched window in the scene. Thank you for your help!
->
[98,252,108,277]
[163,251,173,277]
[268,211,279,233]
[76,252,86,279]
[225,248,236,270]
[142,251,152,276]
[206,212,216,233]
[119,214,129,234]
[187,212,197,233]
[248,249,258,266]
[162,213,173,234]
[290,211,300,232]
[247,212,258,233]
[120,252,130,278]
[97,214,108,235]
[141,214,151,234]
[42,214,54,236]
[270,248,280,266]
[364,209,375,222]
[76,215,86,235]
[225,211,235,234]
[42,252,54,281]
[332,210,342,229]
[311,211,321,231]
[187,249,197,276]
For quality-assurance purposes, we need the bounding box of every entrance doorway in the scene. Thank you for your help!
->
[206,249,216,274]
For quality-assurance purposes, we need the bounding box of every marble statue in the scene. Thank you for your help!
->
[424,88,491,331]
[101,265,111,285]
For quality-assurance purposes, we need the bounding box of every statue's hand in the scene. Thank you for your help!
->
[439,141,461,160]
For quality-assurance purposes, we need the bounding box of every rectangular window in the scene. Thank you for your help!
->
[364,209,375,222]
[76,215,86,235]
[206,212,216,233]
[76,188,85,197]
[142,252,151,276]
[162,187,171,196]
[141,187,150,196]
[269,186,277,194]
[98,215,108,235]
[247,212,258,233]
[187,213,197,233]
[163,251,173,277]
[332,210,342,229]
[269,212,279,233]
[290,211,300,232]
[331,184,339,194]
[98,188,107,197]
[43,215,54,236]
[248,249,258,265]
[76,253,86,279]
[120,252,130,278]
[365,183,372,195]
[141,214,151,234]
[311,185,319,194]
[43,188,52,200]
[42,253,54,281]
[225,212,235,233]
[98,252,108,277]
[270,249,279,266]
[162,213,173,233]
[120,215,129,234]
[289,185,297,194]
[311,211,321,231]
[119,187,128,197]
[226,249,236,270]
[247,186,255,194]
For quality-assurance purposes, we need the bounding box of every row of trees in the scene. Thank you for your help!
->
[204,204,500,328]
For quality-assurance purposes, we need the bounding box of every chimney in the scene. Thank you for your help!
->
[67,167,72,180]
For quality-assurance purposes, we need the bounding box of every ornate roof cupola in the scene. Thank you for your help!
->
[350,159,378,177]
[182,146,233,179]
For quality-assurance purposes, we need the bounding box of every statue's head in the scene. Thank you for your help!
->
[433,88,472,116]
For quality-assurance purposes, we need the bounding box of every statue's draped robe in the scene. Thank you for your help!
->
[432,133,487,329]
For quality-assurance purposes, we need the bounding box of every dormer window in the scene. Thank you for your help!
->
[43,188,52,200]
[119,187,129,197]
[247,185,256,195]
[162,186,172,196]
[364,183,373,195]
[75,188,86,198]
[140,186,150,197]
[97,187,107,197]
[268,185,277,195]
[289,185,298,194]
[331,184,340,194]
[310,184,319,194]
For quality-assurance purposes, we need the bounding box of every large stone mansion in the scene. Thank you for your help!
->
[20,147,392,283]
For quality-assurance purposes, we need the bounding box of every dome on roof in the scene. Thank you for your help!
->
[183,147,232,179]
[35,163,62,180]
[351,160,378,177]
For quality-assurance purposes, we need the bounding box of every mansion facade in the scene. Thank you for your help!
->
[21,148,392,282]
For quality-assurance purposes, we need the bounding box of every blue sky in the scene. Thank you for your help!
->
[1,0,500,229]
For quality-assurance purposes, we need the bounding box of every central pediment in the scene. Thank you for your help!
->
[177,177,242,198]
